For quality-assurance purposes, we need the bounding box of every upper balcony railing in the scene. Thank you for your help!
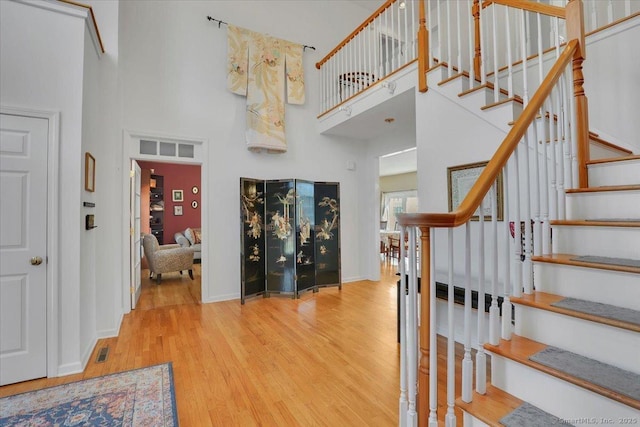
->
[316,0,421,116]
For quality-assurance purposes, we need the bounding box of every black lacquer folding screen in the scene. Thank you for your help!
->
[240,178,341,303]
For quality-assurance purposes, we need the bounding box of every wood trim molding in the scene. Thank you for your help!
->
[59,0,105,54]
[399,40,578,229]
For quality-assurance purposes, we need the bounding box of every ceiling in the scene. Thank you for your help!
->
[379,147,417,176]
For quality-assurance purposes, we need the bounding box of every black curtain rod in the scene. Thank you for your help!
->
[206,16,316,51]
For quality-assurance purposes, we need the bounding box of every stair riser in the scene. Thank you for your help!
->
[514,305,640,374]
[436,76,470,99]
[551,225,640,260]
[458,88,495,113]
[490,354,640,419]
[462,412,490,427]
[588,159,640,187]
[566,190,640,220]
[590,143,632,160]
[480,102,521,133]
[533,263,640,311]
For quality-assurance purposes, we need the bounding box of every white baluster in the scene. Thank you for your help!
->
[446,229,456,426]
[427,0,433,68]
[625,0,631,18]
[542,99,552,255]
[385,9,391,77]
[502,162,513,340]
[411,0,416,62]
[532,108,542,258]
[437,0,442,66]
[479,2,486,85]
[492,4,499,103]
[462,223,474,403]
[523,129,534,295]
[456,0,462,74]
[561,72,573,206]
[407,226,418,425]
[520,10,529,106]
[505,6,513,98]
[590,0,597,33]
[536,11,544,88]
[489,182,501,346]
[476,201,487,394]
[392,2,397,71]
[446,0,452,76]
[429,230,438,427]
[468,0,475,84]
[403,0,408,66]
[399,226,408,426]
[513,146,523,299]
[568,68,579,188]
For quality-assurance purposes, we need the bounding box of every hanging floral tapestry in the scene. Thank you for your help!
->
[227,25,305,153]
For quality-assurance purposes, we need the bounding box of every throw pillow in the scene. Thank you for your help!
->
[193,228,202,244]
[184,228,195,245]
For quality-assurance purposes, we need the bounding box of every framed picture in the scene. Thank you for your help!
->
[85,152,95,192]
[447,161,503,221]
[174,205,183,216]
[172,190,184,202]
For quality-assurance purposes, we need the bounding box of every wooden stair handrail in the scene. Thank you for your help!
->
[316,0,395,70]
[399,40,578,229]
[482,0,566,18]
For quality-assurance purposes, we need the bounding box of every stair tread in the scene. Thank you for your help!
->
[566,184,640,194]
[511,291,640,332]
[480,97,522,111]
[533,253,640,274]
[484,335,640,410]
[550,219,640,227]
[588,154,640,165]
[456,385,523,427]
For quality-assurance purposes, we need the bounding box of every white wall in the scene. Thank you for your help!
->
[119,0,377,300]
[1,1,86,375]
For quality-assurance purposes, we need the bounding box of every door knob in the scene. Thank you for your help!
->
[30,256,43,266]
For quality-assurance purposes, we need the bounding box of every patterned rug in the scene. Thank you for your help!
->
[0,363,178,426]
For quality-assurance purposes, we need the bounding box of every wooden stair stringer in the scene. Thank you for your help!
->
[510,291,640,333]
[484,335,640,410]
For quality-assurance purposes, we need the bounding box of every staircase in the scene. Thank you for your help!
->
[423,55,640,423]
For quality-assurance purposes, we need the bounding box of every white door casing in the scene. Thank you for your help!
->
[130,161,142,309]
[0,113,48,385]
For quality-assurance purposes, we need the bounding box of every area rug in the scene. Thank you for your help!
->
[0,363,178,426]
[500,402,570,427]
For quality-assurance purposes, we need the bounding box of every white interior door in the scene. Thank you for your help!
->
[0,113,48,385]
[130,161,142,309]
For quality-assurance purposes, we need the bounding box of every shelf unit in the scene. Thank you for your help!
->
[149,174,164,244]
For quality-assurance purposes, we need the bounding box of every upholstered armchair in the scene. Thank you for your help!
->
[142,233,195,284]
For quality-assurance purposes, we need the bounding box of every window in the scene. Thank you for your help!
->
[381,190,418,231]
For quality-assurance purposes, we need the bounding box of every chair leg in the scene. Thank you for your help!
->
[188,269,194,280]
[179,270,183,275]
[156,273,162,284]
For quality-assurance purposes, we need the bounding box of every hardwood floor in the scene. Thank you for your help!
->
[0,258,479,426]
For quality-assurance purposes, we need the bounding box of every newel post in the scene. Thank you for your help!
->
[418,226,431,427]
[567,0,590,188]
[473,0,481,79]
[418,0,429,92]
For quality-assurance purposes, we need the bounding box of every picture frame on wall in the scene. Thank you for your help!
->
[172,189,184,202]
[447,161,503,221]
[174,205,183,216]
[85,152,95,192]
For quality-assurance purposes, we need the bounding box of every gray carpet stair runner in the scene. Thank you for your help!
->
[500,402,572,427]
[570,255,640,269]
[551,297,640,327]
[529,346,640,402]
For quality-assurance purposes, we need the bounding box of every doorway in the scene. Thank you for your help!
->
[122,131,207,313]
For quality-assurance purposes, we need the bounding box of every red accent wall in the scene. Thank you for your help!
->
[138,161,201,244]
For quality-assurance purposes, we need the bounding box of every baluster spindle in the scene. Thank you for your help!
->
[456,0,462,74]
[407,226,418,424]
[479,2,487,85]
[523,130,534,295]
[513,146,523,299]
[427,0,433,68]
[520,10,529,105]
[437,0,442,65]
[492,4,499,102]
[476,201,487,394]
[399,226,408,427]
[532,108,542,258]
[428,228,437,427]
[468,0,475,84]
[489,183,501,346]
[506,7,513,98]
[446,229,456,427]
[403,0,408,66]
[446,0,452,76]
[385,9,391,77]
[462,223,473,403]
[502,162,513,340]
[542,99,552,255]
